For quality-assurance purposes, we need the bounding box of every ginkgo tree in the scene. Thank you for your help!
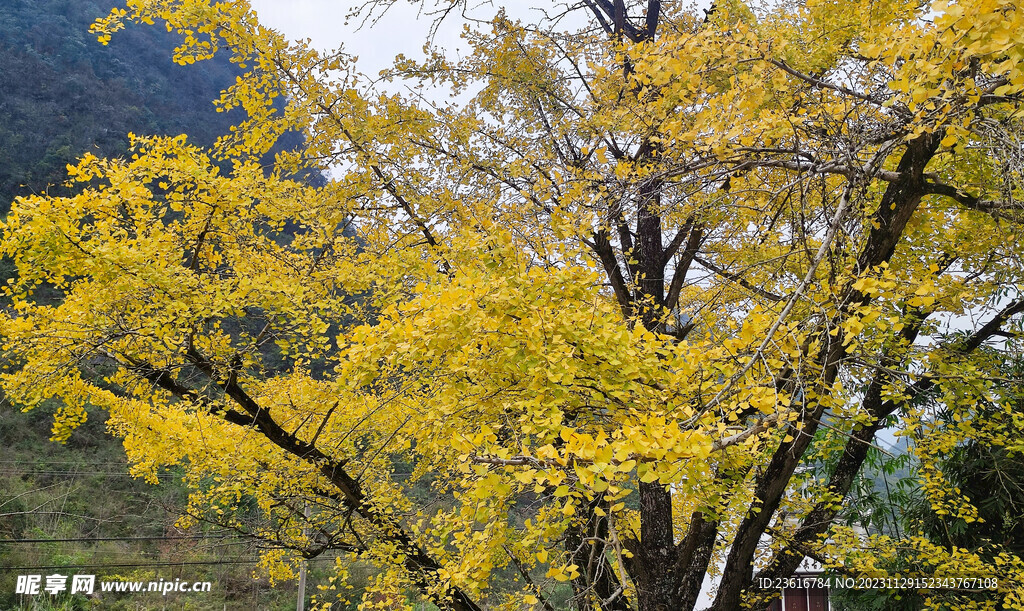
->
[3,0,1024,609]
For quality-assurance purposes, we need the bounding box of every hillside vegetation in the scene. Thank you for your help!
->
[0,0,243,213]
[0,2,331,608]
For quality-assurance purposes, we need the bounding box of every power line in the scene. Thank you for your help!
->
[0,471,174,477]
[5,557,339,571]
[4,560,260,570]
[1,535,242,544]
[0,461,136,465]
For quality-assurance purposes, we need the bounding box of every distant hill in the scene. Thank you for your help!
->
[0,4,336,607]
[0,0,241,213]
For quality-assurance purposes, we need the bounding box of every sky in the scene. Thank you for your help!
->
[246,1,562,78]
[248,0,452,76]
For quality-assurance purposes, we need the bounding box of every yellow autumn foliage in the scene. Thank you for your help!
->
[3,0,1024,609]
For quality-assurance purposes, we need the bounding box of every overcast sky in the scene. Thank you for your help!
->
[246,1,563,78]
[249,1,443,76]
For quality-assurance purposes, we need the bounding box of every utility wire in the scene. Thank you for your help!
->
[6,557,339,571]
[1,536,241,544]
[4,560,260,570]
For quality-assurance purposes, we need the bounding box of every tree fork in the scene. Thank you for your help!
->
[753,296,1024,602]
[711,133,943,611]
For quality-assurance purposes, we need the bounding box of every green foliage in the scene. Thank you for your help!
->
[833,351,1024,609]
[0,0,239,213]
[0,400,325,609]
[907,355,1024,557]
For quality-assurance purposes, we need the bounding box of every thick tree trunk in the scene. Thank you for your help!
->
[632,483,680,611]
[675,512,720,610]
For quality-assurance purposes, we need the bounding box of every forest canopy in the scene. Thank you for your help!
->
[3,0,1024,609]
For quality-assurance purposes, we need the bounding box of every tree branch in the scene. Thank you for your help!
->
[693,255,783,302]
[925,179,1024,218]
